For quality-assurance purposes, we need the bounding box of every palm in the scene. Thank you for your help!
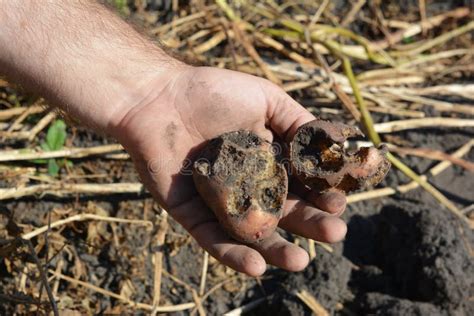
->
[118,67,347,276]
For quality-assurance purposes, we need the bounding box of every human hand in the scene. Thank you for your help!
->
[0,0,345,276]
[111,66,347,276]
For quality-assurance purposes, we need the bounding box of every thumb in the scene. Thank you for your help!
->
[265,85,316,141]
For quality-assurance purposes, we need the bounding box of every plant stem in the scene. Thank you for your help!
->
[341,56,382,144]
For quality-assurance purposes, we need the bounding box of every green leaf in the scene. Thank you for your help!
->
[47,159,60,176]
[46,120,67,151]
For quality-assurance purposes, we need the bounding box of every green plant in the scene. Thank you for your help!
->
[402,36,415,44]
[34,119,71,176]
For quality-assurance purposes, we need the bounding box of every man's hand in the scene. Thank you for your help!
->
[110,66,347,276]
[0,1,346,276]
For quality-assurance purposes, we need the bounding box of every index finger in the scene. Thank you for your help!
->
[264,85,316,141]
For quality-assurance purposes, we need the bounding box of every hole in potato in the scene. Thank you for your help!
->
[290,120,391,194]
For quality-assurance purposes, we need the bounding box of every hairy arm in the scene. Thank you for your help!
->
[0,0,347,276]
[0,0,183,131]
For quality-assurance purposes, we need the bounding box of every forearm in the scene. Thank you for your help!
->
[0,0,183,132]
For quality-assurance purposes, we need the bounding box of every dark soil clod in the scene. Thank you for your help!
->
[193,130,287,243]
[290,119,391,193]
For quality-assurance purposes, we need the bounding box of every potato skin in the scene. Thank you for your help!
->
[193,131,287,244]
[193,172,281,243]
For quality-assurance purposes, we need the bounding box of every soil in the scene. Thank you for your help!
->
[219,128,456,316]
[248,189,473,315]
[193,130,287,243]
[3,127,471,315]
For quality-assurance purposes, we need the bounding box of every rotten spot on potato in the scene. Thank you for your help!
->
[290,119,391,193]
[193,130,287,243]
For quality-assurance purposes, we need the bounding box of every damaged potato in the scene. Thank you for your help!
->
[193,131,288,244]
[289,119,391,193]
[193,120,390,243]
